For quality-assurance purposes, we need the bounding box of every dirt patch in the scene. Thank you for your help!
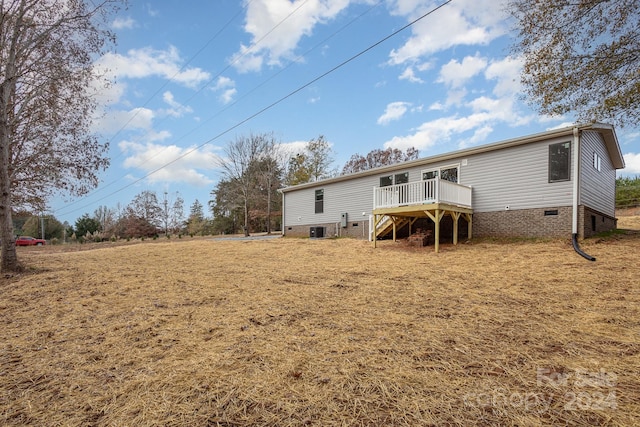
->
[1,232,638,426]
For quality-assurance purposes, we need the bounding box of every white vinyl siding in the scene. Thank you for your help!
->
[580,130,616,217]
[461,137,574,212]
[282,129,621,230]
[283,174,378,226]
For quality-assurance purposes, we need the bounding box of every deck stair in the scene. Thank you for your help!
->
[372,215,409,240]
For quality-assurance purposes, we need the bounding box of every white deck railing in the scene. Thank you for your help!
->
[373,178,472,210]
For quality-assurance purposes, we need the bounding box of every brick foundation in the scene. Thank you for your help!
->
[284,221,371,239]
[473,205,617,239]
[285,205,618,240]
[473,206,573,238]
[580,206,617,238]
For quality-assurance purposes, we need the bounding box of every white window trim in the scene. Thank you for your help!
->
[380,171,409,187]
[421,163,461,183]
[593,152,602,172]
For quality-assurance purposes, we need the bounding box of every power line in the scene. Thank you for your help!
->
[58,0,313,214]
[108,0,387,183]
[57,1,254,213]
[55,0,454,218]
[104,0,255,157]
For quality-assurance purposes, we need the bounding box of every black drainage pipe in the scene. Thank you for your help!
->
[572,233,596,261]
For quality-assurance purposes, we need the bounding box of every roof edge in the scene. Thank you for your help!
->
[280,123,624,192]
[586,123,625,169]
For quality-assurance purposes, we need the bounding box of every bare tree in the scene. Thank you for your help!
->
[94,205,117,237]
[255,135,284,234]
[128,190,162,229]
[342,147,419,175]
[160,191,184,235]
[218,134,272,237]
[0,0,121,271]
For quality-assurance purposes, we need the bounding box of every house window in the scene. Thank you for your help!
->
[422,165,459,183]
[380,175,393,187]
[593,152,602,171]
[395,172,409,184]
[549,142,571,182]
[315,189,324,214]
[423,170,438,180]
[380,172,408,187]
[441,166,458,183]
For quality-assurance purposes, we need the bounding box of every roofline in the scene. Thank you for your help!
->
[279,123,625,193]
[588,123,625,169]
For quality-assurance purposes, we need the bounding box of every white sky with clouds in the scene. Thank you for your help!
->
[51,0,640,223]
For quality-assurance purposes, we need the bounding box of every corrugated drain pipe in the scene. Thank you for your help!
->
[572,127,596,261]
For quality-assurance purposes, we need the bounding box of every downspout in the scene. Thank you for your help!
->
[571,127,596,261]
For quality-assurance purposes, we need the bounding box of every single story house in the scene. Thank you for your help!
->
[279,123,625,252]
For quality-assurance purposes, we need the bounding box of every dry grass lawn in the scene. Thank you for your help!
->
[1,219,639,426]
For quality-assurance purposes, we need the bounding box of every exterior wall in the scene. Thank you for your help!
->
[281,128,621,240]
[461,136,574,213]
[580,130,616,217]
[282,174,378,236]
[284,136,576,236]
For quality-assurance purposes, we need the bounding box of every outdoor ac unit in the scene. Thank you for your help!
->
[309,226,325,238]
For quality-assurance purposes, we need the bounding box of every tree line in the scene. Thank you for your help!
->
[23,135,417,242]
[616,176,640,209]
[209,133,419,237]
[3,0,637,275]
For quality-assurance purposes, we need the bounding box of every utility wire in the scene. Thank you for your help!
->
[104,0,254,156]
[59,0,311,213]
[55,0,454,217]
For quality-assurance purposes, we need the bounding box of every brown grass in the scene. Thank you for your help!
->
[1,222,639,426]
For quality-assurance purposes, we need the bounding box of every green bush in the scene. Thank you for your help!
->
[616,176,640,208]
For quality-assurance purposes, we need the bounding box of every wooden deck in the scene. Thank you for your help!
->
[372,202,473,253]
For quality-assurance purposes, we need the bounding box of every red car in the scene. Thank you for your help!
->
[15,236,46,246]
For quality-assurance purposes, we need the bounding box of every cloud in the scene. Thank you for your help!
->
[388,0,508,65]
[93,107,155,134]
[97,46,210,88]
[213,76,237,104]
[119,141,219,186]
[232,0,351,72]
[377,102,412,125]
[622,153,640,174]
[386,53,534,152]
[161,91,193,118]
[437,54,487,88]
[484,56,523,97]
[399,67,424,83]
[383,114,494,151]
[278,140,310,156]
[112,16,135,29]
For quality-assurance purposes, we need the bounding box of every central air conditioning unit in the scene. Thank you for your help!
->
[309,226,325,238]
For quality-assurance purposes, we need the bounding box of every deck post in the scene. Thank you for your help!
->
[373,214,380,248]
[392,217,397,242]
[452,211,461,245]
[425,209,444,253]
[434,209,440,253]
[465,213,473,239]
